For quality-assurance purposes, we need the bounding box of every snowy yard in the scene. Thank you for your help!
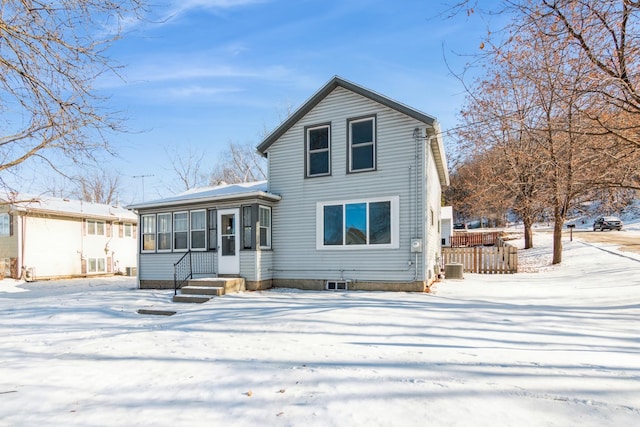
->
[1,232,639,426]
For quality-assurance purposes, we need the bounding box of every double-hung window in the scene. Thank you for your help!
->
[174,212,188,251]
[190,210,206,250]
[317,196,398,250]
[348,116,376,172]
[259,206,271,249]
[306,124,331,177]
[157,213,172,251]
[141,215,156,252]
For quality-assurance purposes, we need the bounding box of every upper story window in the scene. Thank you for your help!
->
[348,116,376,172]
[259,206,272,249]
[141,215,156,252]
[316,196,399,250]
[123,223,133,238]
[0,214,10,236]
[87,219,105,236]
[306,124,331,177]
[190,210,206,250]
[157,213,172,251]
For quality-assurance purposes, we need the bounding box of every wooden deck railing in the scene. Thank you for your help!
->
[450,231,501,247]
[442,235,518,274]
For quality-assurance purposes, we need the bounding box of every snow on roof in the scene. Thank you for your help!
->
[2,194,137,221]
[127,180,280,210]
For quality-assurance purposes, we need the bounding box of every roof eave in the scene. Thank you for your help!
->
[128,191,282,211]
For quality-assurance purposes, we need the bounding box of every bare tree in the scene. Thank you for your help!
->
[163,144,209,192]
[209,141,267,185]
[73,169,122,205]
[0,1,144,178]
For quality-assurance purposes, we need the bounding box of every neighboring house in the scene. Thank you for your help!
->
[0,194,138,280]
[441,206,453,247]
[130,76,449,292]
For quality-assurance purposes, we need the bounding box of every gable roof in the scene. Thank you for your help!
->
[2,194,137,222]
[257,76,437,154]
[127,181,281,210]
[256,75,449,186]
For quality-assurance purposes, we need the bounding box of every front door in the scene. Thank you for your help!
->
[218,208,240,275]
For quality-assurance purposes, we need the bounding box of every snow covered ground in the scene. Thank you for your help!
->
[1,229,639,426]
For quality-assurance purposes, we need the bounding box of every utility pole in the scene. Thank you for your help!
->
[132,174,154,201]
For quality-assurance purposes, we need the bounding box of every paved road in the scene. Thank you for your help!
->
[571,229,640,254]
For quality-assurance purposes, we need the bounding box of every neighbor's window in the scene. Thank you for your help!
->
[87,219,106,236]
[174,212,188,251]
[317,197,398,249]
[157,213,172,251]
[306,124,331,177]
[259,206,272,249]
[87,257,106,273]
[190,210,206,250]
[0,214,10,236]
[208,209,217,250]
[123,223,133,238]
[141,215,156,252]
[348,116,376,172]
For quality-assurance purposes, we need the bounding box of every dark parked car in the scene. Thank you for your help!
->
[593,216,623,231]
[453,222,467,230]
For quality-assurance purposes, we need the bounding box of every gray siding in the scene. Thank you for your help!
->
[266,87,429,283]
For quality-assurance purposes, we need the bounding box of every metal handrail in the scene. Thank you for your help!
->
[173,250,217,295]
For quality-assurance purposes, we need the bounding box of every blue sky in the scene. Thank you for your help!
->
[47,0,496,203]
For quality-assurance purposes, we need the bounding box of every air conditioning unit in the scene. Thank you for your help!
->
[326,280,349,291]
[411,238,423,253]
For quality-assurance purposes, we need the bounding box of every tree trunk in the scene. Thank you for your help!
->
[523,218,534,249]
[552,217,564,264]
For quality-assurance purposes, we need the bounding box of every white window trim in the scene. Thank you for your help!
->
[190,209,207,251]
[173,211,189,252]
[259,206,272,249]
[348,116,376,172]
[316,196,399,250]
[156,212,172,253]
[306,124,331,177]
[141,214,156,253]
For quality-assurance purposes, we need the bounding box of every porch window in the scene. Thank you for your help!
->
[242,206,252,249]
[306,124,331,177]
[174,212,188,251]
[317,196,398,250]
[259,206,271,249]
[141,214,156,252]
[157,213,172,251]
[190,210,206,250]
[208,209,217,250]
[87,219,106,236]
[348,116,376,172]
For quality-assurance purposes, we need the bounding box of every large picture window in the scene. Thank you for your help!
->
[141,215,156,252]
[259,206,271,249]
[190,210,206,250]
[157,213,172,251]
[317,196,398,250]
[174,212,188,251]
[306,124,331,177]
[348,116,376,172]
